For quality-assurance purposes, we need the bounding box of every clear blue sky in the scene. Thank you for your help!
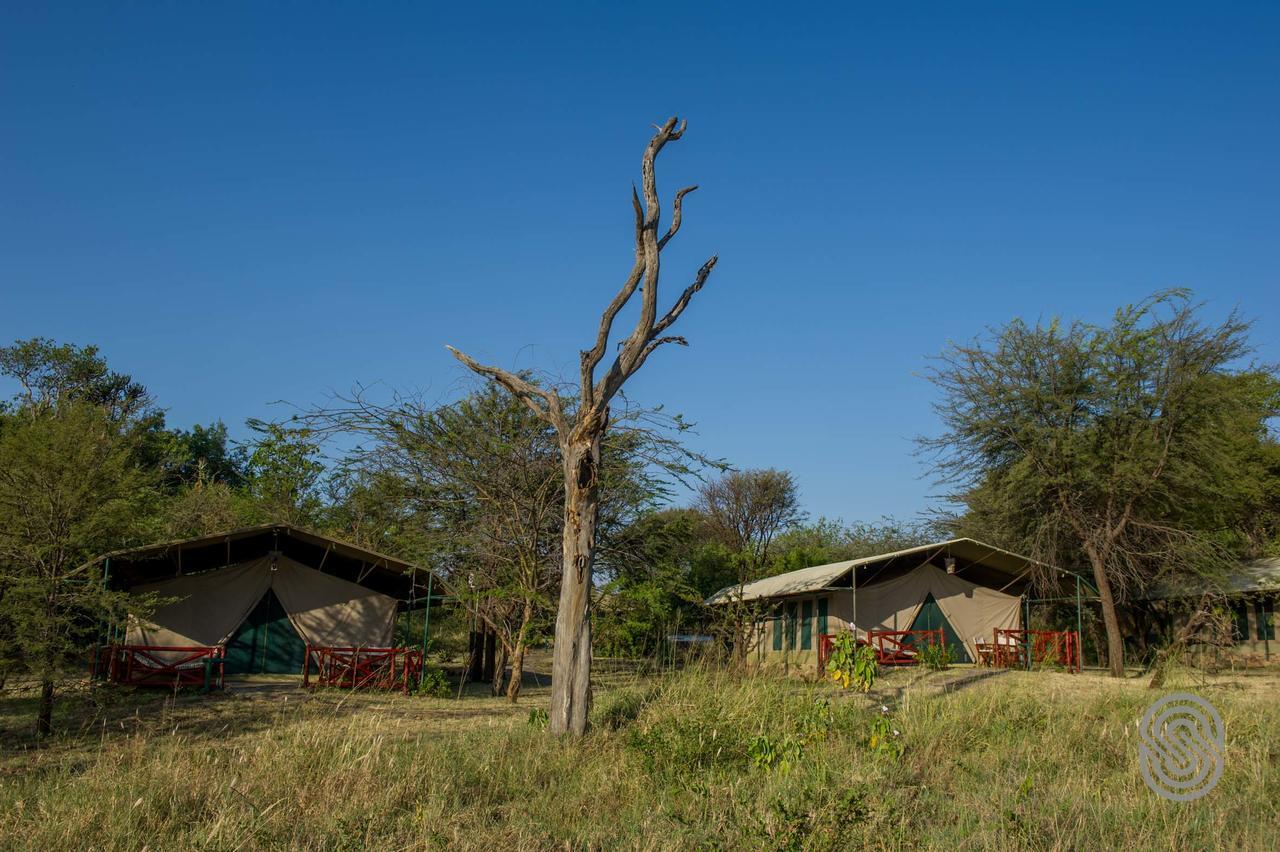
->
[3,3,1278,524]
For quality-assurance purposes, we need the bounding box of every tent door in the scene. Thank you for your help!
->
[224,588,308,674]
[908,592,972,663]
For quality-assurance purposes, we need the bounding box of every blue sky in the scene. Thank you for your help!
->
[3,3,1278,524]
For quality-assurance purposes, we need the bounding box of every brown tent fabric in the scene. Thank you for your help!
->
[126,555,396,650]
[850,563,1021,659]
[273,558,396,647]
[126,558,273,647]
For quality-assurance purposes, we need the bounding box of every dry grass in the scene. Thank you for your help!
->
[1,661,1277,850]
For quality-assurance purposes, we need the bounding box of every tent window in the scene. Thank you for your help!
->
[800,599,813,650]
[785,602,798,650]
[772,605,783,651]
[817,597,829,637]
[1256,599,1274,641]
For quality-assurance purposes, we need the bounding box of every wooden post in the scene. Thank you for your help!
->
[483,630,497,683]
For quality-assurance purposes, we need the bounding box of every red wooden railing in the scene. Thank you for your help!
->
[97,644,226,691]
[816,629,945,670]
[867,629,945,665]
[981,629,1081,673]
[303,646,424,693]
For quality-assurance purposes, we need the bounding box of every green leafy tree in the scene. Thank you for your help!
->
[0,338,151,422]
[697,468,806,664]
[922,291,1278,677]
[242,420,326,526]
[0,403,159,736]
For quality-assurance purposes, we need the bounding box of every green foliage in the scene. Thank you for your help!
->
[0,402,161,733]
[867,704,904,761]
[242,420,326,526]
[414,667,451,698]
[0,338,151,422]
[526,707,549,729]
[826,633,878,691]
[593,684,661,731]
[924,291,1280,671]
[918,641,954,671]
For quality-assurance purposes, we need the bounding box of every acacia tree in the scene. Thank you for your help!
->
[298,382,688,702]
[697,469,805,663]
[449,117,717,734]
[0,403,158,737]
[923,292,1275,677]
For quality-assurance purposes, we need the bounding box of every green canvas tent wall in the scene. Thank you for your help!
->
[99,524,442,673]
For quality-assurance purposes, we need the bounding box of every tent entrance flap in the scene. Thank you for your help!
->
[224,589,308,675]
[907,592,972,663]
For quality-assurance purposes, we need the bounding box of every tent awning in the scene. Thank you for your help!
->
[706,537,1051,604]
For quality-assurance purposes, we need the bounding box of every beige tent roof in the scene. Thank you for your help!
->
[706,537,1049,604]
[1145,557,1280,599]
[96,523,446,607]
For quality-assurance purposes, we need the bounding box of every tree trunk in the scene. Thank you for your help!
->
[490,642,509,697]
[36,678,54,740]
[483,629,497,683]
[1086,547,1126,678]
[507,600,535,703]
[549,435,601,735]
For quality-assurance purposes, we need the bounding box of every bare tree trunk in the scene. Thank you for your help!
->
[506,599,535,703]
[1086,546,1126,678]
[36,678,54,740]
[449,116,716,737]
[490,642,509,697]
[549,435,601,735]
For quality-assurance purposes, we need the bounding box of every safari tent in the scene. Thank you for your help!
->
[98,524,440,677]
[707,538,1054,670]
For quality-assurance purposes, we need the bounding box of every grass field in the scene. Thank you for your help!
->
[1,659,1277,850]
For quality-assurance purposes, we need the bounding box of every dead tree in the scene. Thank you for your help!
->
[449,116,716,735]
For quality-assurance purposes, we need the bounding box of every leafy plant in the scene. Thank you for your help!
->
[527,707,549,729]
[868,705,904,761]
[826,634,878,692]
[414,667,451,698]
[747,734,802,773]
[918,641,954,671]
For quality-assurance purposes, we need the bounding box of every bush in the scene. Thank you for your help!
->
[593,684,662,731]
[826,634,878,691]
[918,642,954,671]
[414,667,451,698]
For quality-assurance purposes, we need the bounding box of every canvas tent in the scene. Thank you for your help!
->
[707,538,1060,667]
[99,524,441,675]
[1143,557,1279,662]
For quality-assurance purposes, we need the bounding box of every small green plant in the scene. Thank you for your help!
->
[527,707,549,729]
[414,667,451,698]
[826,634,878,692]
[918,642,954,671]
[747,734,802,774]
[868,704,904,761]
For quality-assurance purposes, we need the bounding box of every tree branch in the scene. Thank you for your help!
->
[580,186,647,411]
[658,185,698,251]
[446,346,564,429]
[652,255,718,338]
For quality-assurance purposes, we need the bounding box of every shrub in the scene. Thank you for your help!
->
[414,667,451,698]
[827,634,878,692]
[918,642,954,671]
[593,684,662,731]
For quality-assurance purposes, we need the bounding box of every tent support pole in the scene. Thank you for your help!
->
[851,567,857,641]
[421,573,434,667]
[1075,574,1083,668]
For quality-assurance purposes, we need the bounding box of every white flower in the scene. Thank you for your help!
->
[892,729,901,736]
[880,705,889,713]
